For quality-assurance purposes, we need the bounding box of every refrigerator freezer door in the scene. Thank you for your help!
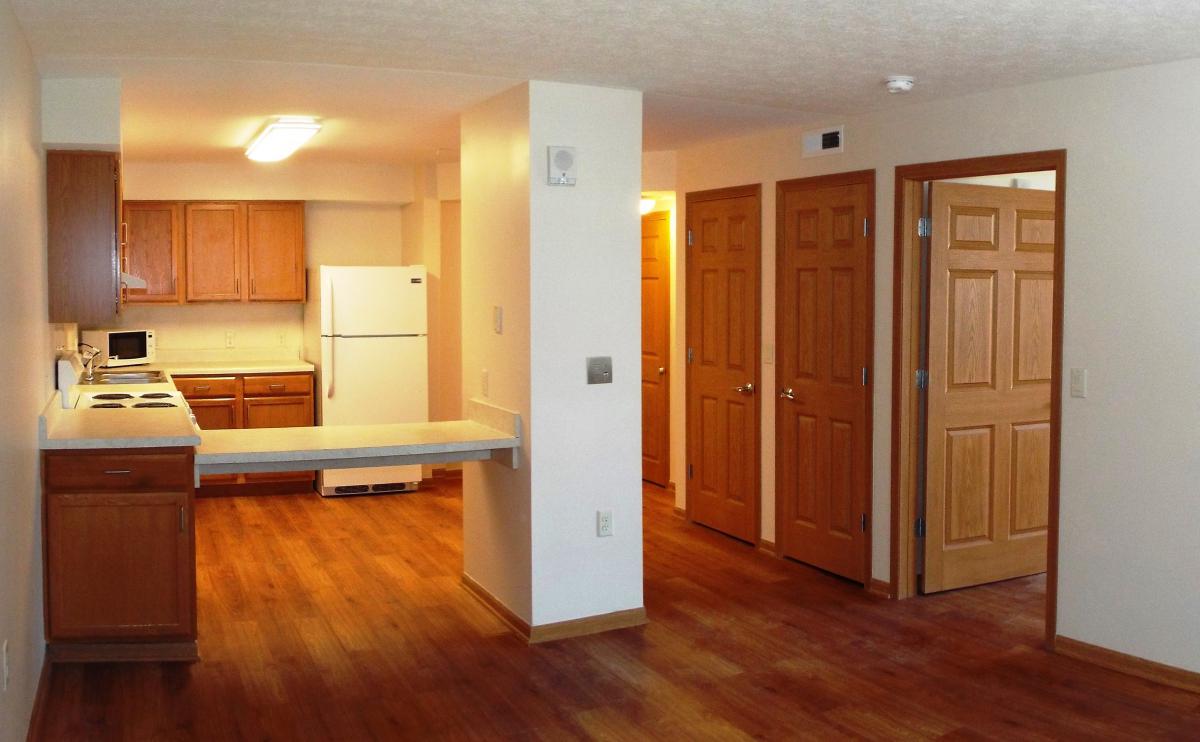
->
[320,335,428,423]
[322,265,427,337]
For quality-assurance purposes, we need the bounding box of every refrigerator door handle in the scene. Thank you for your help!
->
[322,272,334,336]
[325,336,335,399]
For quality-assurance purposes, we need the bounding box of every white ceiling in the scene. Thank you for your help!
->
[16,0,1200,163]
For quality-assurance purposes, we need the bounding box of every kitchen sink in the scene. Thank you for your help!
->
[81,370,168,385]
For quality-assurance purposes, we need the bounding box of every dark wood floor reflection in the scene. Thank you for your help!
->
[36,479,1200,740]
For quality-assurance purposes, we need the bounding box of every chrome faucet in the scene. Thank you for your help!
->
[79,342,101,383]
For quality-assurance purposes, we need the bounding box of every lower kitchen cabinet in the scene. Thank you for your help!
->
[42,448,197,662]
[243,394,315,483]
[187,396,242,485]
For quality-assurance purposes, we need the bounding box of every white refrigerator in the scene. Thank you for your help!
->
[308,265,429,496]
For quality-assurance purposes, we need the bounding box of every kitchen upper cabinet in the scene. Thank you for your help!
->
[185,202,244,301]
[47,151,121,325]
[247,202,305,301]
[123,201,183,303]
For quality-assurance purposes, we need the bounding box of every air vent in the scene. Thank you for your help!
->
[334,485,371,495]
[371,482,410,493]
[802,125,844,158]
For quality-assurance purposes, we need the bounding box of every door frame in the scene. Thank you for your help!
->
[641,208,672,486]
[683,183,763,541]
[773,169,875,584]
[890,150,1066,648]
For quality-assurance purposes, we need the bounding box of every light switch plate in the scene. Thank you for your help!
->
[493,306,503,335]
[586,356,612,384]
[1070,368,1088,398]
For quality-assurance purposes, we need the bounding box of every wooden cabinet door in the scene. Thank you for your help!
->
[923,182,1054,592]
[246,202,305,301]
[243,395,315,483]
[775,176,873,584]
[46,491,195,639]
[186,202,244,301]
[641,210,671,486]
[123,201,183,303]
[188,397,241,430]
[686,186,761,543]
[46,151,120,325]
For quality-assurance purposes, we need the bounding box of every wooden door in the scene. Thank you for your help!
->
[686,186,760,543]
[243,396,315,483]
[776,174,873,583]
[924,182,1055,592]
[123,201,183,303]
[186,202,244,301]
[46,491,194,639]
[246,202,305,301]
[641,210,671,486]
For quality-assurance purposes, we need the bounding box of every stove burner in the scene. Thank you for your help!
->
[139,392,173,399]
[91,402,126,409]
[93,393,134,400]
[133,402,178,408]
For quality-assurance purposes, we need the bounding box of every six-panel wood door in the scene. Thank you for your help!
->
[641,210,671,486]
[686,187,760,543]
[246,202,305,301]
[776,176,872,583]
[123,201,183,303]
[185,202,244,301]
[923,182,1055,592]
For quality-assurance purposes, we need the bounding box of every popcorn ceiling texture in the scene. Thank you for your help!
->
[15,0,1200,114]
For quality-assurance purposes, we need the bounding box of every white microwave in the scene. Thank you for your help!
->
[80,329,156,368]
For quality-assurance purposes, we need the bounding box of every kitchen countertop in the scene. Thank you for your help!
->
[154,360,316,376]
[39,393,202,449]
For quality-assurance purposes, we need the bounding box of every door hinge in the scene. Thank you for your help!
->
[915,517,926,538]
[915,369,929,390]
[860,513,868,532]
[917,216,931,238]
[687,463,694,480]
[687,347,695,365]
[686,229,694,247]
[863,217,870,237]
[861,366,869,386]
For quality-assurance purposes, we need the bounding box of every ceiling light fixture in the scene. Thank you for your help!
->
[885,75,915,94]
[639,198,657,214]
[245,116,322,162]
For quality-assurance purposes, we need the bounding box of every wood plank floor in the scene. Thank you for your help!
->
[35,479,1200,740]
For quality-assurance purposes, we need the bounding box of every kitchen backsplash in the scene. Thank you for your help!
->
[109,303,306,362]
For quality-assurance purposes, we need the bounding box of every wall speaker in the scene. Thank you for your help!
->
[547,145,577,186]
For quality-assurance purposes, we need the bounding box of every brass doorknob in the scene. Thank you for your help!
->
[657,367,665,375]
[780,387,796,400]
[734,382,755,395]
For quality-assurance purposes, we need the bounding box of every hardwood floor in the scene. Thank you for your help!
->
[35,479,1200,740]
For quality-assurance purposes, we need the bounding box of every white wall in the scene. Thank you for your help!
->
[461,83,534,619]
[41,77,121,150]
[527,81,643,624]
[0,2,49,738]
[673,58,1200,673]
[124,160,413,203]
[642,150,677,191]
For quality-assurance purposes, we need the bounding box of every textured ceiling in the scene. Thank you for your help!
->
[17,0,1200,162]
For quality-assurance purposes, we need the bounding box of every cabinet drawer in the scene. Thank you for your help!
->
[174,376,239,398]
[243,373,312,397]
[45,452,192,492]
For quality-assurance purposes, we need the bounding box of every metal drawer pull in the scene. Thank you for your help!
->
[193,385,210,392]
[268,383,285,390]
[103,469,132,475]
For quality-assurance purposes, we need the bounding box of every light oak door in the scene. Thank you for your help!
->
[186,203,244,301]
[686,186,760,543]
[246,202,305,301]
[641,210,671,486]
[776,176,873,583]
[123,202,183,303]
[243,396,315,483]
[924,182,1055,592]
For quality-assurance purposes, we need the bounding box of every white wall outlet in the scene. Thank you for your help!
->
[1069,368,1088,398]
[597,510,613,537]
[224,331,235,349]
[481,368,489,397]
[493,306,503,335]
[2,638,9,692]
[277,332,286,347]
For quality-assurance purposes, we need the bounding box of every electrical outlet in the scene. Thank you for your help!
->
[481,368,489,397]
[493,306,504,335]
[597,510,613,537]
[224,331,235,349]
[277,332,286,347]
[1069,368,1088,398]
[3,639,9,692]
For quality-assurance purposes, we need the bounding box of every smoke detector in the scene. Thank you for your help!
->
[885,75,915,94]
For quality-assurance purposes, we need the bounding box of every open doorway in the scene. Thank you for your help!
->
[891,151,1066,646]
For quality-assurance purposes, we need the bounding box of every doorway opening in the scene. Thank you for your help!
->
[891,151,1066,647]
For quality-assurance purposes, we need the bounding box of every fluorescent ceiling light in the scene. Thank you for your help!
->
[245,116,321,162]
[639,198,656,214]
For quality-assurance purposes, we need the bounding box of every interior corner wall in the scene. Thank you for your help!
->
[460,83,534,621]
[672,57,1200,673]
[0,2,49,739]
[527,81,644,625]
[41,76,121,150]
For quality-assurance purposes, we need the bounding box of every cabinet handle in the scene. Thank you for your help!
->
[268,383,285,391]
[193,385,210,392]
[235,277,241,295]
[120,222,128,246]
[179,506,185,532]
[103,469,132,475]
[251,278,257,295]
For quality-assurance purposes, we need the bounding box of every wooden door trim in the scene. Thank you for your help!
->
[773,169,875,584]
[889,149,1066,649]
[683,183,763,540]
